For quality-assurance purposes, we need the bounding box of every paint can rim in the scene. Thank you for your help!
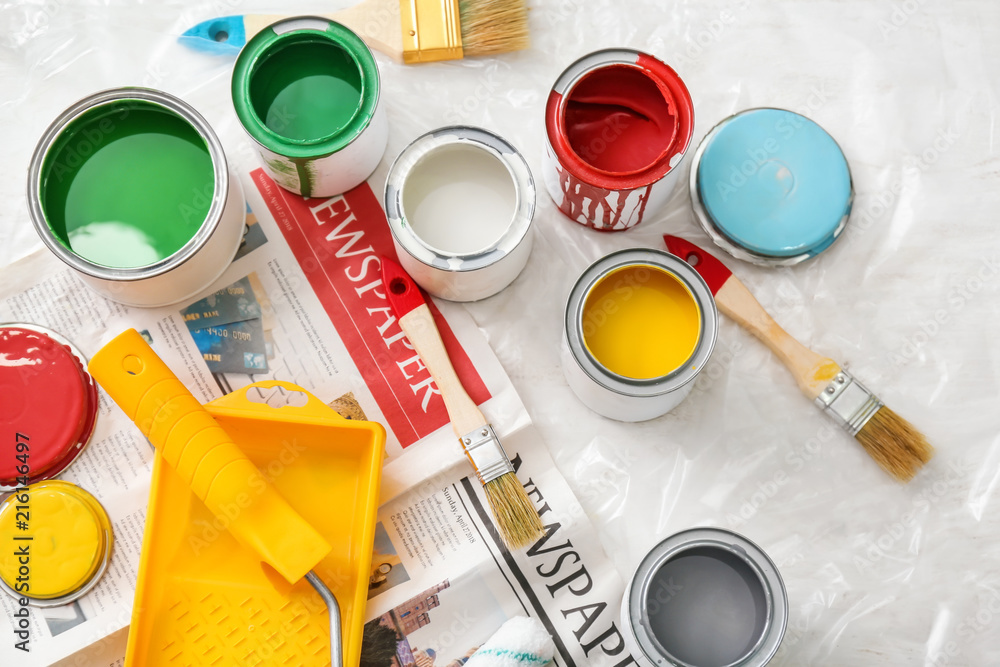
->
[545,48,695,191]
[385,125,535,275]
[688,107,854,267]
[565,248,718,399]
[26,87,232,282]
[624,527,788,667]
[231,17,381,159]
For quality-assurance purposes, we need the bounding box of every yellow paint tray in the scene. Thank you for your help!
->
[124,381,385,666]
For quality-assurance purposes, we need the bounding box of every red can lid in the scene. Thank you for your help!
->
[0,325,97,487]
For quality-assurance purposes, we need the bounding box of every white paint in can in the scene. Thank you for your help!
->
[385,126,535,302]
[403,144,518,256]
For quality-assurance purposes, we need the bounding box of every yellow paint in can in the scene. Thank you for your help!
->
[582,264,701,379]
[0,480,112,600]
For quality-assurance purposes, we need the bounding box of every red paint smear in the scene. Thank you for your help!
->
[563,64,677,175]
[251,169,491,448]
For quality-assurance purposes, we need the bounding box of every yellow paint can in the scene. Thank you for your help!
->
[563,248,719,421]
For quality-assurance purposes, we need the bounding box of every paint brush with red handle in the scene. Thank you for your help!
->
[663,235,933,482]
[381,257,544,549]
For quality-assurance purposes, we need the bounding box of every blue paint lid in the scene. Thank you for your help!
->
[691,108,852,265]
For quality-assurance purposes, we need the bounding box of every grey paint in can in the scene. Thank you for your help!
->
[622,528,788,667]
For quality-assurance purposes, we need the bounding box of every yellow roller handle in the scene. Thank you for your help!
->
[88,329,330,584]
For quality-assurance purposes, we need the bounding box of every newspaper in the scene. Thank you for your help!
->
[0,170,629,667]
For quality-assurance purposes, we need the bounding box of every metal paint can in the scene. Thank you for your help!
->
[232,17,388,198]
[385,126,535,302]
[0,480,113,607]
[690,108,853,266]
[27,87,246,308]
[622,527,788,667]
[562,249,717,422]
[543,48,694,231]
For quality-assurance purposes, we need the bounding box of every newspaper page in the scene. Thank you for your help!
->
[0,170,627,667]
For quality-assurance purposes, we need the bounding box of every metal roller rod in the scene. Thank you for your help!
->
[305,571,343,667]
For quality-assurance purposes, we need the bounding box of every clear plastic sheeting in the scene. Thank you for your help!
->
[1,0,998,664]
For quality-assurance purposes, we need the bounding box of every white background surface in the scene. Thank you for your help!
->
[2,0,999,664]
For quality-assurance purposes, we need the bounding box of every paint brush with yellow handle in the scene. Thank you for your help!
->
[88,329,344,667]
[664,235,934,482]
[381,258,545,549]
[181,0,529,63]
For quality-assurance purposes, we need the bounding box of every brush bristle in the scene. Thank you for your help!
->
[459,0,530,57]
[484,472,545,549]
[854,406,934,482]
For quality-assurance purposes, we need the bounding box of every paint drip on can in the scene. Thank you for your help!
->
[690,108,853,265]
[562,248,717,422]
[232,17,388,198]
[543,49,694,231]
[622,528,788,667]
[27,87,246,307]
[384,126,535,302]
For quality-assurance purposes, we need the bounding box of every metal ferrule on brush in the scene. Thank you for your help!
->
[460,424,513,485]
[815,371,884,436]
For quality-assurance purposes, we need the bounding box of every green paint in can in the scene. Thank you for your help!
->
[28,88,246,308]
[40,101,215,269]
[232,17,387,198]
[250,39,363,142]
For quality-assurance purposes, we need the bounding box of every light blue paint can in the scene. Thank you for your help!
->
[690,108,853,266]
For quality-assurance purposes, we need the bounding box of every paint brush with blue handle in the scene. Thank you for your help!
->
[181,0,529,63]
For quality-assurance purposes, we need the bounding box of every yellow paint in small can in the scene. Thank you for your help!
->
[581,264,701,379]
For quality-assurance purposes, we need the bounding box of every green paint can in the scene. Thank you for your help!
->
[27,88,246,307]
[232,17,388,198]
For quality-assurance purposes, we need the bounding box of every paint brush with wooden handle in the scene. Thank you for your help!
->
[181,0,529,64]
[381,258,544,549]
[663,235,933,482]
[89,329,344,667]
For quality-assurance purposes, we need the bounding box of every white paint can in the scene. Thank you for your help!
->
[384,126,535,302]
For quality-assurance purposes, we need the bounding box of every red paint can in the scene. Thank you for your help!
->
[543,49,694,231]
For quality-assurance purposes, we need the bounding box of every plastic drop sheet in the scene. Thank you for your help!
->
[1,0,999,664]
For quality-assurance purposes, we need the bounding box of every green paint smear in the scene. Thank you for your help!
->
[251,39,362,142]
[42,101,214,269]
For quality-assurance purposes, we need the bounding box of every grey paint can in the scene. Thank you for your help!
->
[622,528,788,667]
